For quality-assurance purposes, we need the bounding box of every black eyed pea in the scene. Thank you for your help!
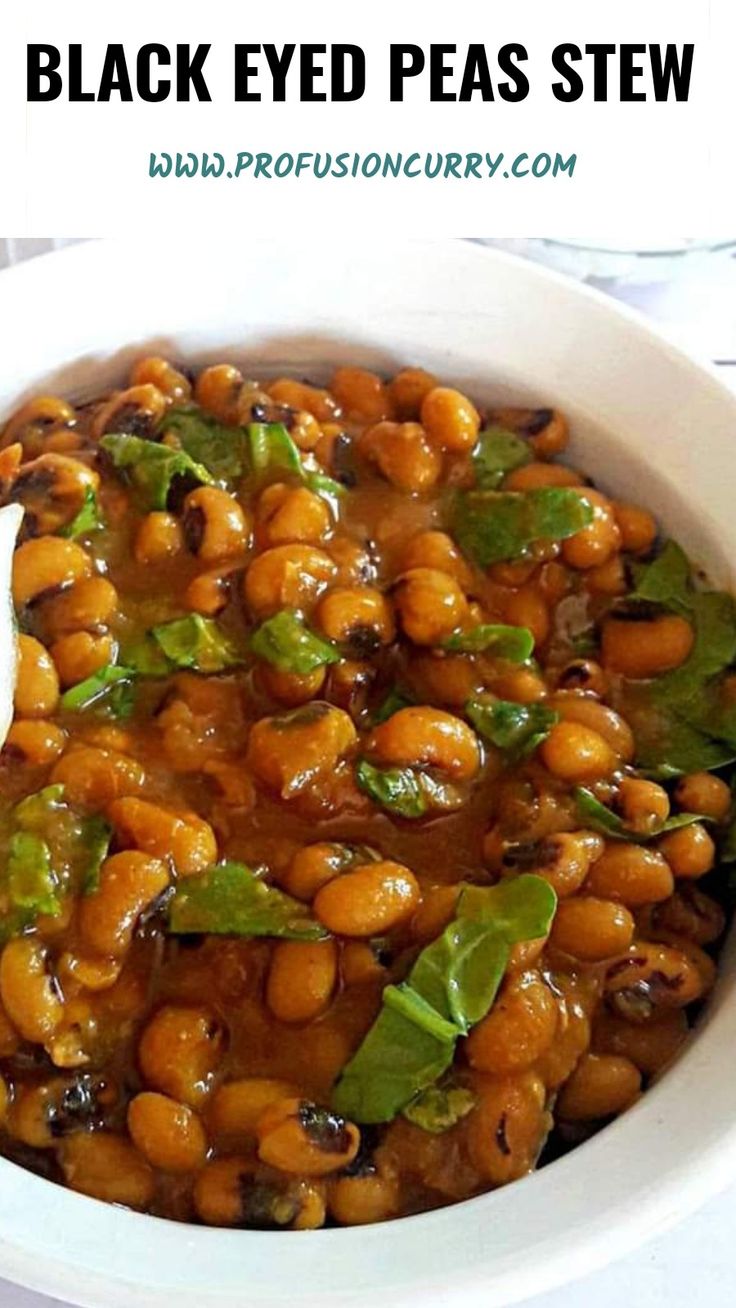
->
[256,1098,360,1176]
[550,695,635,764]
[331,367,394,424]
[540,720,618,783]
[585,843,674,907]
[388,367,438,420]
[398,530,473,590]
[314,861,421,937]
[138,1004,227,1107]
[266,939,339,1023]
[258,663,327,706]
[193,1156,326,1229]
[209,1078,299,1142]
[500,830,605,898]
[279,842,355,901]
[420,386,480,453]
[58,1132,154,1209]
[3,719,67,766]
[616,777,670,834]
[604,940,709,1021]
[9,453,100,536]
[127,1092,208,1172]
[642,883,726,947]
[91,383,168,439]
[40,575,118,638]
[194,364,246,423]
[107,797,218,877]
[182,487,251,563]
[359,421,442,493]
[365,706,481,780]
[466,1072,547,1186]
[3,396,77,453]
[557,1052,641,1120]
[592,1008,688,1077]
[246,703,358,800]
[657,823,716,880]
[561,489,621,571]
[316,586,395,656]
[50,632,116,689]
[12,537,91,608]
[674,771,732,822]
[78,851,170,958]
[255,483,332,548]
[51,745,146,809]
[133,511,185,565]
[130,356,192,402]
[0,937,64,1043]
[393,567,469,645]
[14,634,60,717]
[244,544,337,618]
[466,970,558,1074]
[328,1159,400,1225]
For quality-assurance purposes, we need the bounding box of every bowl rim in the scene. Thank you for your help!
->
[1,237,736,1308]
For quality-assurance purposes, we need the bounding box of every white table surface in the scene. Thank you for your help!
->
[0,238,735,1307]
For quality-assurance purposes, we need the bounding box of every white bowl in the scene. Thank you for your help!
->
[1,238,736,1308]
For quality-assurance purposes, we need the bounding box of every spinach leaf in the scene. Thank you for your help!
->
[371,687,415,725]
[168,861,327,939]
[574,786,706,841]
[14,785,66,828]
[458,874,557,944]
[150,615,243,673]
[60,666,137,717]
[59,488,104,540]
[161,408,248,482]
[100,433,214,510]
[452,488,593,566]
[654,591,736,704]
[466,695,558,759]
[306,470,346,500]
[630,541,690,608]
[80,815,113,894]
[442,624,534,660]
[7,832,60,917]
[331,1005,455,1125]
[332,872,556,1123]
[635,715,736,778]
[250,610,340,675]
[247,423,304,479]
[355,760,427,818]
[473,427,532,490]
[402,1084,476,1134]
[410,916,510,1033]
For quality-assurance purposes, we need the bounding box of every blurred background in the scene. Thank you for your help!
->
[2,237,735,392]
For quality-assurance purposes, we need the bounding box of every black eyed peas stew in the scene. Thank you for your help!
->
[0,357,734,1229]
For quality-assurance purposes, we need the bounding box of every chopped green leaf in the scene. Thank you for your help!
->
[453,488,593,567]
[14,785,65,829]
[655,591,736,703]
[59,488,104,540]
[403,1084,476,1134]
[574,787,706,841]
[635,715,736,778]
[466,695,558,759]
[306,471,346,499]
[250,610,340,675]
[355,760,427,819]
[473,426,531,490]
[458,874,558,945]
[247,423,304,479]
[60,666,137,716]
[443,624,534,660]
[629,541,689,608]
[332,873,556,1123]
[80,816,113,894]
[150,615,243,673]
[7,832,60,917]
[122,637,173,678]
[100,433,214,510]
[161,407,248,482]
[168,862,327,940]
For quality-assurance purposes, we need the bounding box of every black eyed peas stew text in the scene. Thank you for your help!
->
[1,358,735,1228]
